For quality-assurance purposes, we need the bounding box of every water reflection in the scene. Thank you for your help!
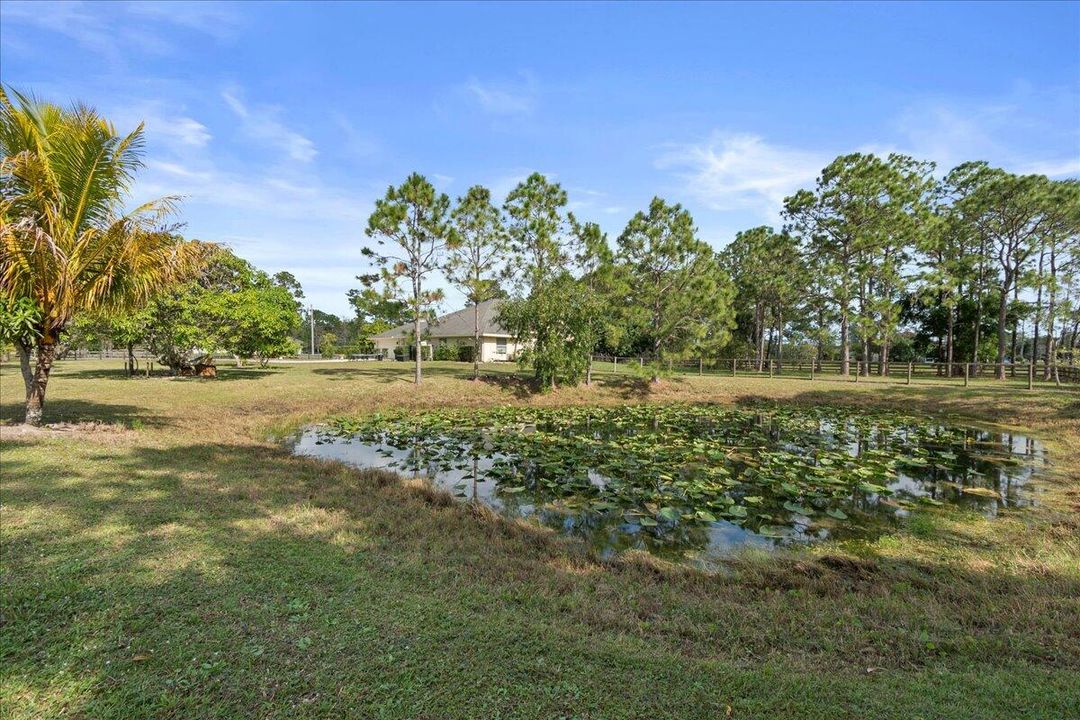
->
[290,408,1046,569]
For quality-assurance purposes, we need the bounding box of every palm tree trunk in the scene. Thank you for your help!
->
[25,334,57,426]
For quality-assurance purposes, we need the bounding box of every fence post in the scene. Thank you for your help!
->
[809,361,815,381]
[732,358,737,377]
[1028,361,1034,390]
[768,359,773,378]
[963,363,969,387]
[613,356,618,373]
[639,356,643,369]
[907,361,912,385]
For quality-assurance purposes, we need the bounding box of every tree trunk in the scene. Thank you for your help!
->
[16,338,34,401]
[755,303,765,372]
[776,309,783,374]
[995,271,1012,380]
[765,324,775,368]
[840,308,850,377]
[1069,317,1079,366]
[413,314,422,385]
[815,306,825,368]
[127,342,136,377]
[946,306,955,376]
[1033,246,1045,377]
[972,253,985,367]
[472,301,480,381]
[1009,281,1020,374]
[25,335,57,426]
[652,338,661,384]
[586,354,593,386]
[1044,245,1058,381]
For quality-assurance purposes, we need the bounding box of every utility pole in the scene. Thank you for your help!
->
[309,304,315,357]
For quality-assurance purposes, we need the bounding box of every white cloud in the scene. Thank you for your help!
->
[886,94,1079,178]
[156,116,211,147]
[221,88,317,163]
[463,76,536,115]
[0,0,240,65]
[124,1,242,41]
[655,132,826,221]
[1017,158,1080,178]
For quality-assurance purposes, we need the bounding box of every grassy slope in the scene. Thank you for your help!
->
[1,360,1078,719]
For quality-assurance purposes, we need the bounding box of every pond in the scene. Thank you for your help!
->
[290,403,1048,569]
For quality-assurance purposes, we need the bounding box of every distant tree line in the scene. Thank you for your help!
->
[361,157,1079,387]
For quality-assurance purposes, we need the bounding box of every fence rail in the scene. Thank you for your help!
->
[11,349,1077,386]
[591,355,1079,386]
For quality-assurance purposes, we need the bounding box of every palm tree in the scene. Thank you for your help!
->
[0,88,202,425]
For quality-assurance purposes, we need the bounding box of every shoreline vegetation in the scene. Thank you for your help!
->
[2,360,1078,719]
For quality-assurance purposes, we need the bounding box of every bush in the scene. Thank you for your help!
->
[433,342,466,361]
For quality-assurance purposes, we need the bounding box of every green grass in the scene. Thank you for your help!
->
[2,360,1079,719]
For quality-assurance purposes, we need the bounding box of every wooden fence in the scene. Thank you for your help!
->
[591,355,1080,387]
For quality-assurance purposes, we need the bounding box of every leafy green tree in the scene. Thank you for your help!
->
[113,247,301,372]
[346,284,407,353]
[616,197,734,383]
[498,272,601,389]
[362,173,453,384]
[319,332,338,357]
[204,282,302,366]
[0,88,203,423]
[446,185,508,379]
[272,271,305,303]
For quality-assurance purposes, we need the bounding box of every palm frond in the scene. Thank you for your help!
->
[0,87,198,333]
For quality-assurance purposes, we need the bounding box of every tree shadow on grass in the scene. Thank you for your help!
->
[474,373,538,399]
[593,373,658,400]
[0,399,170,428]
[311,365,425,384]
[50,365,284,382]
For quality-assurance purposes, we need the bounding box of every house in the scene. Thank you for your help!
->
[370,298,524,362]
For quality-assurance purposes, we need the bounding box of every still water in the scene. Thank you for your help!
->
[290,404,1047,568]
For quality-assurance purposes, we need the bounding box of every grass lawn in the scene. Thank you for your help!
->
[2,360,1078,719]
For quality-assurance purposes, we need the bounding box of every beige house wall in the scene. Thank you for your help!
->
[372,335,523,362]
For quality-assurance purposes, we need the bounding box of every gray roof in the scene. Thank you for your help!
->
[371,298,512,340]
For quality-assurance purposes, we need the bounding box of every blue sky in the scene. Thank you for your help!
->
[2,1,1078,315]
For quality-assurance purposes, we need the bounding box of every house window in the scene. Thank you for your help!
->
[496,338,507,355]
